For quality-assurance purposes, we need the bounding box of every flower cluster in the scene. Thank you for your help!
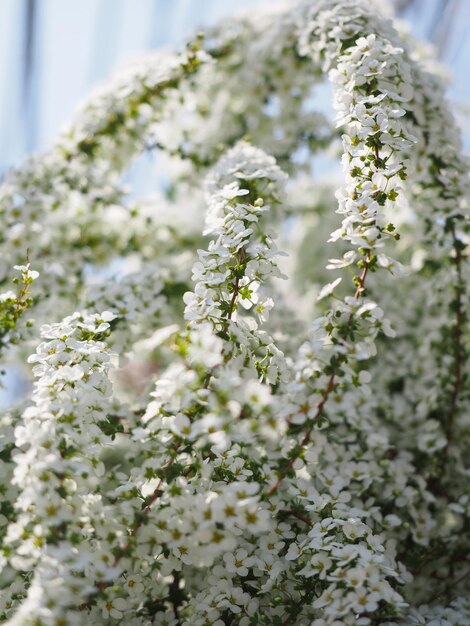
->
[184,141,288,381]
[3,312,121,623]
[0,262,39,355]
[0,44,209,357]
[0,0,469,625]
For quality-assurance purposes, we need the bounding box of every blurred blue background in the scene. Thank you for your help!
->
[0,0,469,176]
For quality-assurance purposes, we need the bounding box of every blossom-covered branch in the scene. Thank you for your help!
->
[0,0,469,625]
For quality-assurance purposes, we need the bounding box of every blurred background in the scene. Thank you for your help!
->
[0,0,469,177]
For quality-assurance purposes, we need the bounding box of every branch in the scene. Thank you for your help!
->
[443,224,464,455]
[267,252,371,497]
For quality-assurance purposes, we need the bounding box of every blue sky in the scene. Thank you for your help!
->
[0,0,282,172]
[0,0,468,175]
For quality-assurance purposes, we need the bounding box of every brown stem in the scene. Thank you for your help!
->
[443,225,464,456]
[115,444,181,565]
[267,252,371,497]
[223,248,245,333]
[280,509,313,526]
[115,313,227,564]
[434,565,470,602]
[267,373,335,496]
[226,276,240,322]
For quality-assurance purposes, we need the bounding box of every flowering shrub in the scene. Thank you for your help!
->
[0,0,469,624]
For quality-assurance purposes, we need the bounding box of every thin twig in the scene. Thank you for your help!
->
[434,565,470,602]
[442,224,464,458]
[267,253,371,497]
[115,444,181,564]
[223,248,245,333]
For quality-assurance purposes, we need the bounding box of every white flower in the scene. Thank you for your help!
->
[0,2,467,625]
[14,264,40,281]
[99,597,128,619]
[223,548,255,576]
[317,277,342,301]
[342,520,368,540]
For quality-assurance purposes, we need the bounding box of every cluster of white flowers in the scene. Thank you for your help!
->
[3,312,121,624]
[0,262,40,353]
[184,142,288,381]
[0,45,208,359]
[84,263,172,356]
[0,0,469,625]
